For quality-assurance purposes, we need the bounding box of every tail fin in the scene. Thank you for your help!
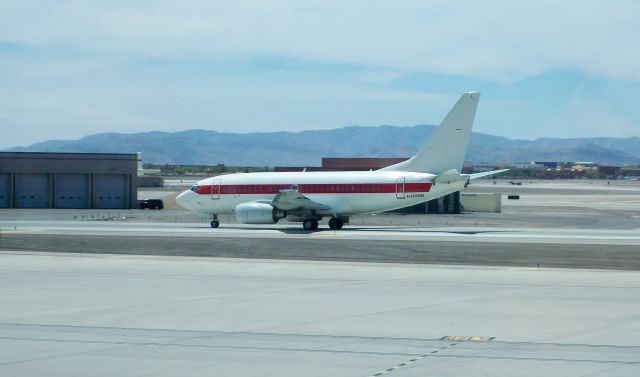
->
[380,92,480,174]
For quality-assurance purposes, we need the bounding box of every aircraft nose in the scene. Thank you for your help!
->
[176,190,192,209]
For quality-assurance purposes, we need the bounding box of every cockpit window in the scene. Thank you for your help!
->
[190,185,200,192]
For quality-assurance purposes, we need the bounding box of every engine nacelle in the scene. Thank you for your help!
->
[234,202,286,224]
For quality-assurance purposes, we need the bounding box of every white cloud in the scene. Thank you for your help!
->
[1,0,639,148]
[2,0,640,82]
[0,49,454,148]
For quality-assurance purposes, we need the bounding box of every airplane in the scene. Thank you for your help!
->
[176,92,508,230]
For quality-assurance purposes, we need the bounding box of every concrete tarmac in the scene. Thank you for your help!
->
[1,179,640,375]
[1,252,639,376]
[2,220,640,270]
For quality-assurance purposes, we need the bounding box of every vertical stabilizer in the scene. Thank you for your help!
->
[380,92,480,174]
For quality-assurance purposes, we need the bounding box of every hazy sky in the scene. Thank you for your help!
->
[1,0,639,149]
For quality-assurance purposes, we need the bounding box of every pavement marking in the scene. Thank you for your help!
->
[441,335,495,342]
[367,341,461,377]
[308,232,341,238]
[0,228,42,235]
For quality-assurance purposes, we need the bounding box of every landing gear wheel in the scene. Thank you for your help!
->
[210,220,219,228]
[303,219,318,231]
[328,217,344,230]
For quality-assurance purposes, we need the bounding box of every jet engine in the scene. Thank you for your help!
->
[235,202,286,224]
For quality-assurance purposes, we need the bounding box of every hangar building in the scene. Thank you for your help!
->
[0,152,138,209]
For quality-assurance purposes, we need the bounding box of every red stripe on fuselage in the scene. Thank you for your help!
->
[193,183,432,195]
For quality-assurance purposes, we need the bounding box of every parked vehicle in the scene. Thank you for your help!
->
[137,199,164,210]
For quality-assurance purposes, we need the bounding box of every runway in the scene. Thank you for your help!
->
[2,219,640,270]
[3,219,640,244]
[1,252,639,376]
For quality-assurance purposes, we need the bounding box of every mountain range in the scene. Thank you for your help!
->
[7,125,640,166]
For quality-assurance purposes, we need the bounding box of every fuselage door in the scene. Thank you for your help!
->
[211,179,221,200]
[396,178,405,199]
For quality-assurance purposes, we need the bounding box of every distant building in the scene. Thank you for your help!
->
[570,164,596,172]
[574,162,597,167]
[274,166,324,172]
[274,157,409,172]
[534,161,559,169]
[598,166,620,176]
[620,168,640,178]
[514,162,545,170]
[137,152,161,176]
[321,157,408,171]
[275,157,494,173]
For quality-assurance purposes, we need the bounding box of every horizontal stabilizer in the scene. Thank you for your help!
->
[466,169,510,180]
[433,169,467,184]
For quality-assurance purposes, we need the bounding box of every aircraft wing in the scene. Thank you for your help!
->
[271,189,330,211]
[466,169,510,180]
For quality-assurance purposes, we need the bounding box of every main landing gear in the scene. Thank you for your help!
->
[210,214,219,228]
[328,217,344,230]
[302,217,345,231]
[302,219,318,231]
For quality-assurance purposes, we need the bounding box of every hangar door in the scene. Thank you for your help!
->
[0,173,10,208]
[94,174,127,209]
[55,174,89,209]
[15,174,50,208]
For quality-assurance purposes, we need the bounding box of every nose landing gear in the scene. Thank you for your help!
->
[210,214,219,228]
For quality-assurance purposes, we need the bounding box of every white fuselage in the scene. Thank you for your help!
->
[176,170,467,218]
